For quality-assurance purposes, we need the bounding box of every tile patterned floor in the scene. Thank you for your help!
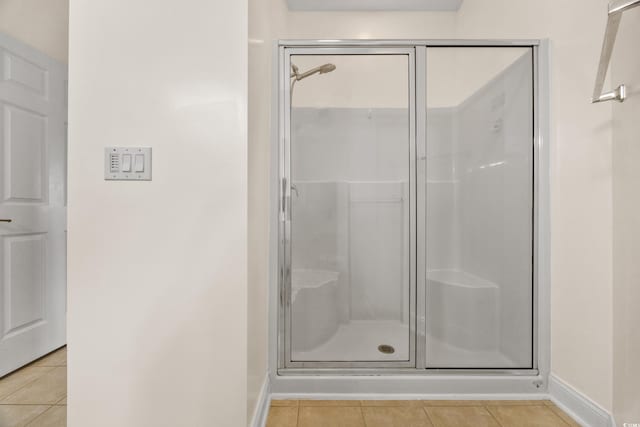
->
[0,349,586,427]
[267,399,582,427]
[0,347,66,427]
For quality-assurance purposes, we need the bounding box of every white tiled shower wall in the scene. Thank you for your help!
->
[291,107,410,322]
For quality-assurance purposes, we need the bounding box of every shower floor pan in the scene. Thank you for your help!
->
[426,334,516,368]
[290,322,516,367]
[291,320,409,362]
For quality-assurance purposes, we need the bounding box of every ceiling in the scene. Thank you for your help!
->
[286,0,464,11]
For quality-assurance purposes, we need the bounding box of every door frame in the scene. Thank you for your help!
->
[280,47,417,369]
[273,40,549,381]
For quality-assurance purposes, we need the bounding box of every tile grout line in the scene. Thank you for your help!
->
[295,404,300,427]
[0,365,55,381]
[24,404,56,427]
[484,404,506,427]
[0,368,54,404]
[21,348,66,371]
[534,404,573,427]
[0,366,67,406]
[545,405,572,426]
[358,405,367,427]
[55,394,67,406]
[422,406,435,427]
[485,403,573,427]
[0,403,58,406]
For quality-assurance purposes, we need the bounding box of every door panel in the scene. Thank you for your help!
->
[285,50,415,366]
[4,105,47,202]
[3,234,46,336]
[425,47,534,369]
[0,32,67,377]
[2,50,48,97]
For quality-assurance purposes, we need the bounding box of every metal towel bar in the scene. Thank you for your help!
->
[592,0,640,103]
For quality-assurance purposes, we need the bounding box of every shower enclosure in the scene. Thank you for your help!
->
[277,41,541,373]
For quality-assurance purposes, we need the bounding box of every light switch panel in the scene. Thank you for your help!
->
[104,147,152,180]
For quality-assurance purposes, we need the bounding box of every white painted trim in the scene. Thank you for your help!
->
[535,38,552,386]
[271,392,548,401]
[269,373,547,394]
[549,374,616,427]
[249,376,271,427]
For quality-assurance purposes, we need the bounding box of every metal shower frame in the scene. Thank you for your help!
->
[273,39,548,379]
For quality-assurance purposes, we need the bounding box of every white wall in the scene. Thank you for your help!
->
[0,0,68,63]
[292,55,409,108]
[247,0,287,423]
[612,6,640,426]
[68,0,248,426]
[291,108,410,323]
[427,48,527,108]
[456,0,614,410]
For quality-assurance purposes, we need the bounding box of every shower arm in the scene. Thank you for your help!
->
[592,0,640,103]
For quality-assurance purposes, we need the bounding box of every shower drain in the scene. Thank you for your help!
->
[377,344,395,354]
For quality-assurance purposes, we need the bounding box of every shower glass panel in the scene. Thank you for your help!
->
[287,52,414,364]
[425,47,534,368]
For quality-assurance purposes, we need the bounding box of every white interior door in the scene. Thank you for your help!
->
[0,32,67,376]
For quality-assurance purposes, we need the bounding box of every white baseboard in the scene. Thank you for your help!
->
[250,376,271,427]
[264,373,617,427]
[549,374,616,427]
[270,373,545,395]
[271,392,548,401]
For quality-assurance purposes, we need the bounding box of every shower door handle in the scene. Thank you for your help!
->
[281,178,292,221]
[281,178,287,217]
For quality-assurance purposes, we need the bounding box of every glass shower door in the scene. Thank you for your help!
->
[425,47,535,369]
[284,49,416,366]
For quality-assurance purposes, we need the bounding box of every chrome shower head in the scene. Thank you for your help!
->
[290,63,336,81]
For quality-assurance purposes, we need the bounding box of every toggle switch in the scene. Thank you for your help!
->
[134,154,144,172]
[122,154,132,172]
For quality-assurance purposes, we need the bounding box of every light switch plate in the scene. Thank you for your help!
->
[104,147,152,180]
